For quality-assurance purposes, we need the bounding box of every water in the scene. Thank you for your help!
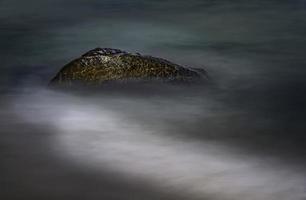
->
[1,1,306,199]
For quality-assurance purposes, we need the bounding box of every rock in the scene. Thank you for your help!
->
[49,48,208,86]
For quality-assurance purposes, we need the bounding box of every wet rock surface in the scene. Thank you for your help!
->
[49,48,208,87]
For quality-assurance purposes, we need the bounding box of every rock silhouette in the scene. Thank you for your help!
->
[50,48,208,86]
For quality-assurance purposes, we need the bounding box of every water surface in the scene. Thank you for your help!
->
[1,1,306,199]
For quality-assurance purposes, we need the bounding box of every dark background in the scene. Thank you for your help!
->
[1,0,306,199]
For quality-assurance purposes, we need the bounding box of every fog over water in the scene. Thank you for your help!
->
[1,0,306,200]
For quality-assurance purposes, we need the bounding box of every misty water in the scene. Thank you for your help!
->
[1,1,306,200]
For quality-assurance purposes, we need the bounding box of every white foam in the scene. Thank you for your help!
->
[14,89,306,200]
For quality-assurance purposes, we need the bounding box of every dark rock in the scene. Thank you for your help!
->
[49,48,208,87]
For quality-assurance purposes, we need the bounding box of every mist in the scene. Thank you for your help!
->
[1,0,306,199]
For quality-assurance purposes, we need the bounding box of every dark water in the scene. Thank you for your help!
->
[1,1,306,199]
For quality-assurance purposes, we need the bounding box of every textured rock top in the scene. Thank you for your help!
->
[81,48,128,57]
[50,48,208,87]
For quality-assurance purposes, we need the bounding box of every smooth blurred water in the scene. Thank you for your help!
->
[1,0,306,88]
[1,1,306,199]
